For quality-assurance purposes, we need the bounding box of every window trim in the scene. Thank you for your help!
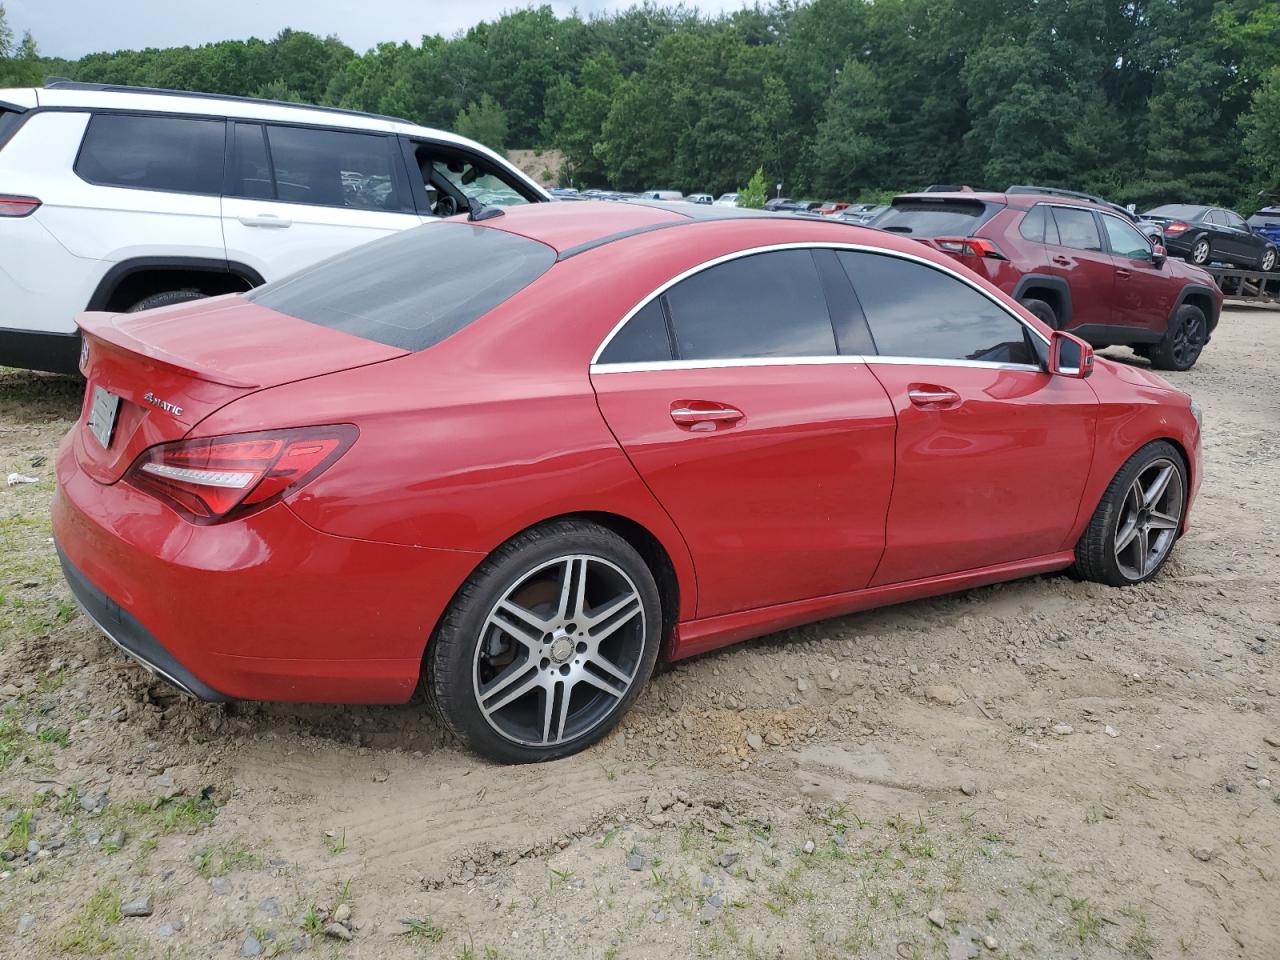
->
[589,242,1049,373]
[254,121,415,214]
[1044,203,1106,254]
[1097,211,1155,262]
[73,111,229,198]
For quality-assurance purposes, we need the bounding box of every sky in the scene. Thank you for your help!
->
[9,0,756,60]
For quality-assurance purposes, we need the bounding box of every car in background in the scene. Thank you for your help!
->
[877,190,1222,370]
[687,193,713,205]
[714,193,739,207]
[0,80,548,375]
[640,190,683,201]
[1141,204,1277,272]
[816,202,850,217]
[549,187,582,199]
[1246,205,1280,250]
[764,198,821,213]
[55,199,1202,763]
[840,204,888,225]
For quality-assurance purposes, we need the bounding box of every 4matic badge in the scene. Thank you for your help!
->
[143,392,184,417]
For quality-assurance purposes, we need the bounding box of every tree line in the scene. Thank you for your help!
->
[3,1,1278,212]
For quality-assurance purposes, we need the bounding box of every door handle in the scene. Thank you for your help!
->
[907,385,961,409]
[1051,255,1071,266]
[1115,268,1132,279]
[237,214,292,228]
[670,401,743,426]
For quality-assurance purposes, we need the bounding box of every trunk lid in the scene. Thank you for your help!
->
[75,295,406,483]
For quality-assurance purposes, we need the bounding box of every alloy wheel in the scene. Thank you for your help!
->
[1263,249,1277,272]
[1170,311,1204,368]
[1113,458,1184,581]
[1190,239,1210,265]
[472,555,646,746]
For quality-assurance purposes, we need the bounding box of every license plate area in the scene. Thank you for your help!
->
[86,386,121,449]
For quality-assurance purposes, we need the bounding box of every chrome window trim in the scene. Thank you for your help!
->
[588,240,1050,369]
[863,356,1045,373]
[591,355,866,375]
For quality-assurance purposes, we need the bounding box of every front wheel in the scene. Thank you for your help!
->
[1073,441,1187,587]
[1262,247,1277,272]
[425,520,662,763]
[1150,304,1207,371]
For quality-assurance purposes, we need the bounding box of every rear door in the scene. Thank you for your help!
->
[1043,205,1116,334]
[835,249,1097,585]
[590,248,896,619]
[221,122,422,283]
[1098,212,1177,337]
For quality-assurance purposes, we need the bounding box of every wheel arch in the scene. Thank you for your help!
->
[1011,274,1072,328]
[1171,283,1219,335]
[86,257,265,313]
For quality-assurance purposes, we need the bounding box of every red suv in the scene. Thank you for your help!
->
[875,191,1223,370]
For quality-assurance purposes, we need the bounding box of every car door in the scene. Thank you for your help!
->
[1043,205,1117,334]
[589,248,897,619]
[833,250,1098,586]
[221,122,423,283]
[1221,209,1265,266]
[1098,212,1177,338]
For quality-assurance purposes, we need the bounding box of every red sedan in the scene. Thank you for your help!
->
[53,201,1202,763]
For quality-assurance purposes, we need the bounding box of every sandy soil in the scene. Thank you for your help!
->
[0,305,1277,960]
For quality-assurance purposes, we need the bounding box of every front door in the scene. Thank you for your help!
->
[1099,213,1177,338]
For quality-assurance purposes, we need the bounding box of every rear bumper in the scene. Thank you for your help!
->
[53,433,483,703]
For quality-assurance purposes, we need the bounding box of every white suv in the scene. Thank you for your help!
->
[0,81,549,373]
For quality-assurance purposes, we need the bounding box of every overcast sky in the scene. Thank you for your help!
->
[11,1,756,60]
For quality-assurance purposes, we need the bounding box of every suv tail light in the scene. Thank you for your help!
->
[1163,221,1189,236]
[934,236,1007,259]
[0,194,40,217]
[126,425,357,524]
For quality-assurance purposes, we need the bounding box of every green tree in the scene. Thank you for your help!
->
[455,93,509,152]
[1242,68,1280,191]
[0,4,12,60]
[738,166,768,208]
[810,59,890,198]
[542,52,622,185]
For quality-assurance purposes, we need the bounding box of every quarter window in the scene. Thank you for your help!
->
[597,300,672,364]
[1018,204,1046,243]
[663,250,837,360]
[838,251,1037,366]
[1049,207,1103,251]
[76,113,224,195]
[1101,215,1153,261]
[263,125,408,211]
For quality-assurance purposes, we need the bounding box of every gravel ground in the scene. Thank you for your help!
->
[0,304,1277,960]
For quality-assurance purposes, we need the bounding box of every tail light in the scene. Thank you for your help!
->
[0,194,40,217]
[934,236,1007,259]
[126,425,357,524]
[1163,221,1189,236]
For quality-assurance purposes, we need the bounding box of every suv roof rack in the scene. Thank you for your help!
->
[41,79,415,127]
[1006,184,1138,221]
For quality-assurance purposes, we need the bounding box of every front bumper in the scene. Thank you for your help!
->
[53,433,483,703]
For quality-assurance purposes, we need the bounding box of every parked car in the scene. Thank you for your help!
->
[1141,204,1278,272]
[687,193,713,205]
[1245,205,1280,250]
[841,204,888,225]
[713,193,739,207]
[764,198,820,213]
[548,187,581,199]
[816,202,850,216]
[640,190,683,201]
[0,80,549,375]
[877,190,1223,370]
[56,200,1202,763]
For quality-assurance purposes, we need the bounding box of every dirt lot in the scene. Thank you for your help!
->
[0,305,1277,960]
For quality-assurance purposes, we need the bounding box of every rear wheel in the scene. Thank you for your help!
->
[1019,297,1058,328]
[1189,237,1211,266]
[126,289,207,313]
[1073,441,1187,586]
[1149,303,1207,371]
[425,520,662,763]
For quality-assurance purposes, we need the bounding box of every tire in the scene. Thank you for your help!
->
[126,289,207,313]
[1073,440,1187,587]
[1019,297,1058,328]
[1188,236,1211,266]
[1262,247,1278,273]
[1149,303,1207,371]
[425,519,662,763]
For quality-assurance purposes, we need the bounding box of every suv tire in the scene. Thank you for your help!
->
[1019,297,1058,328]
[1149,303,1207,372]
[126,290,207,313]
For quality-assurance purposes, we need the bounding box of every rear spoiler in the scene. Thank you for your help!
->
[76,311,260,389]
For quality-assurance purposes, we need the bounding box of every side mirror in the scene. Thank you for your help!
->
[1049,330,1094,378]
[1151,243,1167,268]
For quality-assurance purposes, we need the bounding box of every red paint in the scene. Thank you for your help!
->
[53,203,1203,704]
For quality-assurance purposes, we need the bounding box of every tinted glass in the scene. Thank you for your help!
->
[245,223,555,352]
[875,199,1000,236]
[76,113,224,194]
[663,250,836,360]
[0,108,23,146]
[1247,209,1280,228]
[839,251,1036,366]
[1050,207,1102,251]
[1101,215,1153,260]
[598,299,672,364]
[1018,204,1046,242]
[1223,210,1247,229]
[1204,210,1225,226]
[266,125,406,211]
[1144,204,1209,219]
[227,123,273,199]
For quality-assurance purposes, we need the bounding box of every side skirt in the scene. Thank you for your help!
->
[670,551,1076,660]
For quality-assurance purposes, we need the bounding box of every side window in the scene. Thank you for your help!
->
[1204,210,1224,226]
[1101,215,1153,261]
[597,300,673,364]
[75,113,224,195]
[265,125,408,211]
[1050,207,1103,251]
[663,250,837,360]
[1224,211,1247,230]
[226,123,273,199]
[838,251,1037,366]
[1018,204,1046,243]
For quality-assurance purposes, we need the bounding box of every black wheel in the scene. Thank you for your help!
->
[1073,441,1187,587]
[1262,247,1277,273]
[1019,297,1058,328]
[126,289,207,313]
[1188,236,1211,266]
[1149,303,1207,371]
[425,520,662,763]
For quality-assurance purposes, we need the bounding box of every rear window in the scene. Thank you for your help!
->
[875,199,1001,236]
[244,222,556,352]
[0,107,25,147]
[1143,204,1207,220]
[76,113,225,195]
[1248,209,1280,228]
